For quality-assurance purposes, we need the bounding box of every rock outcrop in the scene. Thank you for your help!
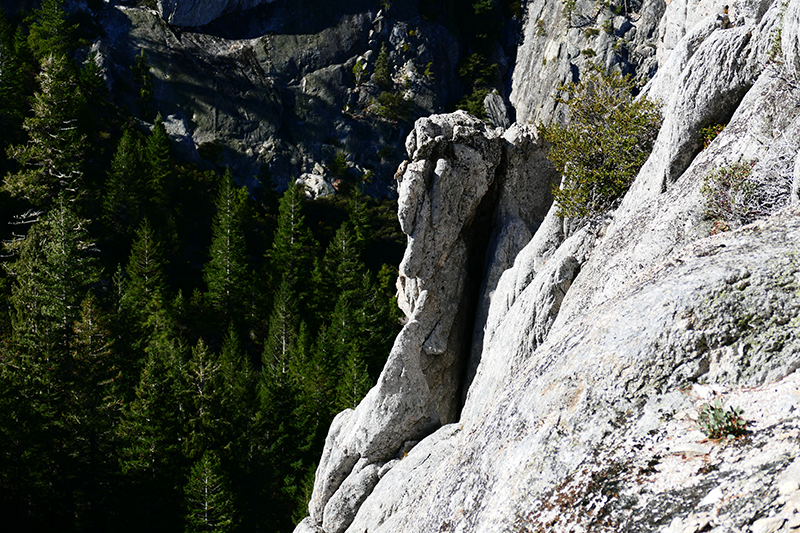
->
[304,111,505,533]
[157,0,276,27]
[93,0,475,192]
[298,0,800,531]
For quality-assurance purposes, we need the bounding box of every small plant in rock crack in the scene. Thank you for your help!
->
[700,123,726,149]
[700,159,759,233]
[697,399,748,440]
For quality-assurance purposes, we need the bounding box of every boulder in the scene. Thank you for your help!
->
[483,90,511,129]
[299,1,800,532]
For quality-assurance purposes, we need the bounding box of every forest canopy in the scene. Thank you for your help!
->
[0,2,405,532]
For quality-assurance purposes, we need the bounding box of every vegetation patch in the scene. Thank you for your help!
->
[700,123,726,149]
[539,67,662,221]
[697,399,748,440]
[700,159,758,233]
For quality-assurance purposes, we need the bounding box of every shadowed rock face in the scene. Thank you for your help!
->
[157,0,277,28]
[298,0,800,531]
[99,0,466,192]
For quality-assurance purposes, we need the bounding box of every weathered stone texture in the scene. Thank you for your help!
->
[300,0,800,532]
[158,0,276,27]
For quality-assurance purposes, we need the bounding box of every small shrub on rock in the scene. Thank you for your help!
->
[697,399,747,440]
[540,67,661,220]
[372,90,409,121]
[701,159,758,232]
[700,123,726,149]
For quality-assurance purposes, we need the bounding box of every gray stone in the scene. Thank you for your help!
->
[299,1,800,532]
[157,0,277,27]
[296,174,335,199]
[341,208,800,533]
[321,462,380,533]
[305,111,504,533]
[483,90,510,129]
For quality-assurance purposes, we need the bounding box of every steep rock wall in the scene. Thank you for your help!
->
[299,0,800,531]
[98,0,464,192]
[157,0,276,27]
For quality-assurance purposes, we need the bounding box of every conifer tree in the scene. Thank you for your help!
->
[310,221,366,331]
[116,218,169,375]
[266,181,317,308]
[203,170,251,329]
[347,187,370,250]
[121,219,168,313]
[1,197,99,528]
[27,0,75,62]
[336,336,372,411]
[0,12,26,173]
[263,279,300,379]
[117,333,188,533]
[104,128,145,236]
[216,326,262,530]
[217,326,256,454]
[132,50,155,121]
[7,195,96,356]
[184,339,225,461]
[68,294,120,530]
[145,115,172,208]
[4,54,88,208]
[184,451,234,533]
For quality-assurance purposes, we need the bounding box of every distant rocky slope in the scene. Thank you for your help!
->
[297,0,800,531]
[157,0,277,27]
[40,0,520,195]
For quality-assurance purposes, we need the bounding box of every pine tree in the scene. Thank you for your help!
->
[4,54,88,208]
[347,187,370,250]
[0,12,27,174]
[184,451,234,533]
[0,197,99,528]
[132,50,155,121]
[6,196,96,356]
[117,332,188,533]
[68,294,120,530]
[27,0,76,62]
[216,326,261,531]
[145,115,172,208]
[184,339,225,461]
[203,170,251,329]
[266,181,317,308]
[311,222,367,330]
[120,219,168,318]
[336,337,371,411]
[103,128,146,237]
[263,279,300,379]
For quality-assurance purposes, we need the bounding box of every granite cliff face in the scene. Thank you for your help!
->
[298,0,800,531]
[71,0,491,193]
[157,0,277,27]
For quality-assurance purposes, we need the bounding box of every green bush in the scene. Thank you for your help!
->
[701,159,758,233]
[700,123,726,149]
[372,90,409,121]
[456,87,490,119]
[697,399,747,440]
[539,67,661,220]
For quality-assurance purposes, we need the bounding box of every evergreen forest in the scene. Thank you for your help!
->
[0,2,405,531]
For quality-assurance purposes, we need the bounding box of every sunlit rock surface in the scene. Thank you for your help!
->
[299,0,800,531]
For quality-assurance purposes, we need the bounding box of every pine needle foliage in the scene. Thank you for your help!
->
[540,67,661,221]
